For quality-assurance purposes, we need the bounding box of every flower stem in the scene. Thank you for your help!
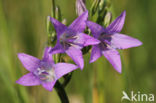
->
[62,73,72,88]
[55,81,69,103]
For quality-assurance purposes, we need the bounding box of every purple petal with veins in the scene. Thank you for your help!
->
[17,47,78,91]
[87,11,142,73]
[106,11,126,33]
[49,11,100,70]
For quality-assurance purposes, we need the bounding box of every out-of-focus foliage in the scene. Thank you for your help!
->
[0,0,156,103]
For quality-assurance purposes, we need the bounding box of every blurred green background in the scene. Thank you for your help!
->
[0,0,156,103]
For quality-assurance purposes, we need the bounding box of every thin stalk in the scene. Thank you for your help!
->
[51,0,56,18]
[62,73,72,88]
[55,81,69,103]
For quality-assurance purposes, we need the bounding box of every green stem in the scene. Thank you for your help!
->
[55,81,69,103]
[62,73,72,88]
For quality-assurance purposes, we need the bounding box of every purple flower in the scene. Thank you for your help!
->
[16,47,78,91]
[49,11,100,70]
[87,11,142,73]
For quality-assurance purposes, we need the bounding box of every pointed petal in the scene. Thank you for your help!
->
[49,43,65,54]
[42,80,56,91]
[102,49,122,73]
[42,47,54,64]
[55,63,78,79]
[69,11,88,32]
[65,47,84,70]
[16,73,41,86]
[106,11,126,33]
[90,45,102,63]
[18,53,40,72]
[110,33,143,49]
[86,21,105,38]
[81,33,100,46]
[49,17,67,37]
[73,33,100,47]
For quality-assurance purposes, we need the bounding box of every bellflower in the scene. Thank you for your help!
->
[16,47,78,91]
[87,11,142,73]
[49,11,100,70]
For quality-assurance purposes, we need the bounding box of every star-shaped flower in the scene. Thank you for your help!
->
[87,11,142,73]
[49,11,100,70]
[16,47,78,91]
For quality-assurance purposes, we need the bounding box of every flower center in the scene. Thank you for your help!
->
[33,62,56,82]
[99,34,112,48]
[59,33,78,49]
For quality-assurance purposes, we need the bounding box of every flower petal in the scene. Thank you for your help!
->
[65,46,84,70]
[86,21,105,38]
[110,33,142,49]
[102,48,121,73]
[73,33,100,47]
[81,33,100,46]
[49,42,65,54]
[16,73,41,86]
[42,80,56,91]
[106,11,126,33]
[90,45,102,63]
[42,47,54,64]
[18,53,40,72]
[49,17,67,37]
[69,11,88,32]
[54,63,78,79]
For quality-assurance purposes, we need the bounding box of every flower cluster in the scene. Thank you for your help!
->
[16,9,142,91]
[49,11,142,73]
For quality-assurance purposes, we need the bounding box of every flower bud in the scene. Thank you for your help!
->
[76,0,87,16]
[104,12,112,27]
[55,6,62,21]
[47,16,56,45]
[62,19,67,25]
[90,0,100,16]
[47,16,53,34]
